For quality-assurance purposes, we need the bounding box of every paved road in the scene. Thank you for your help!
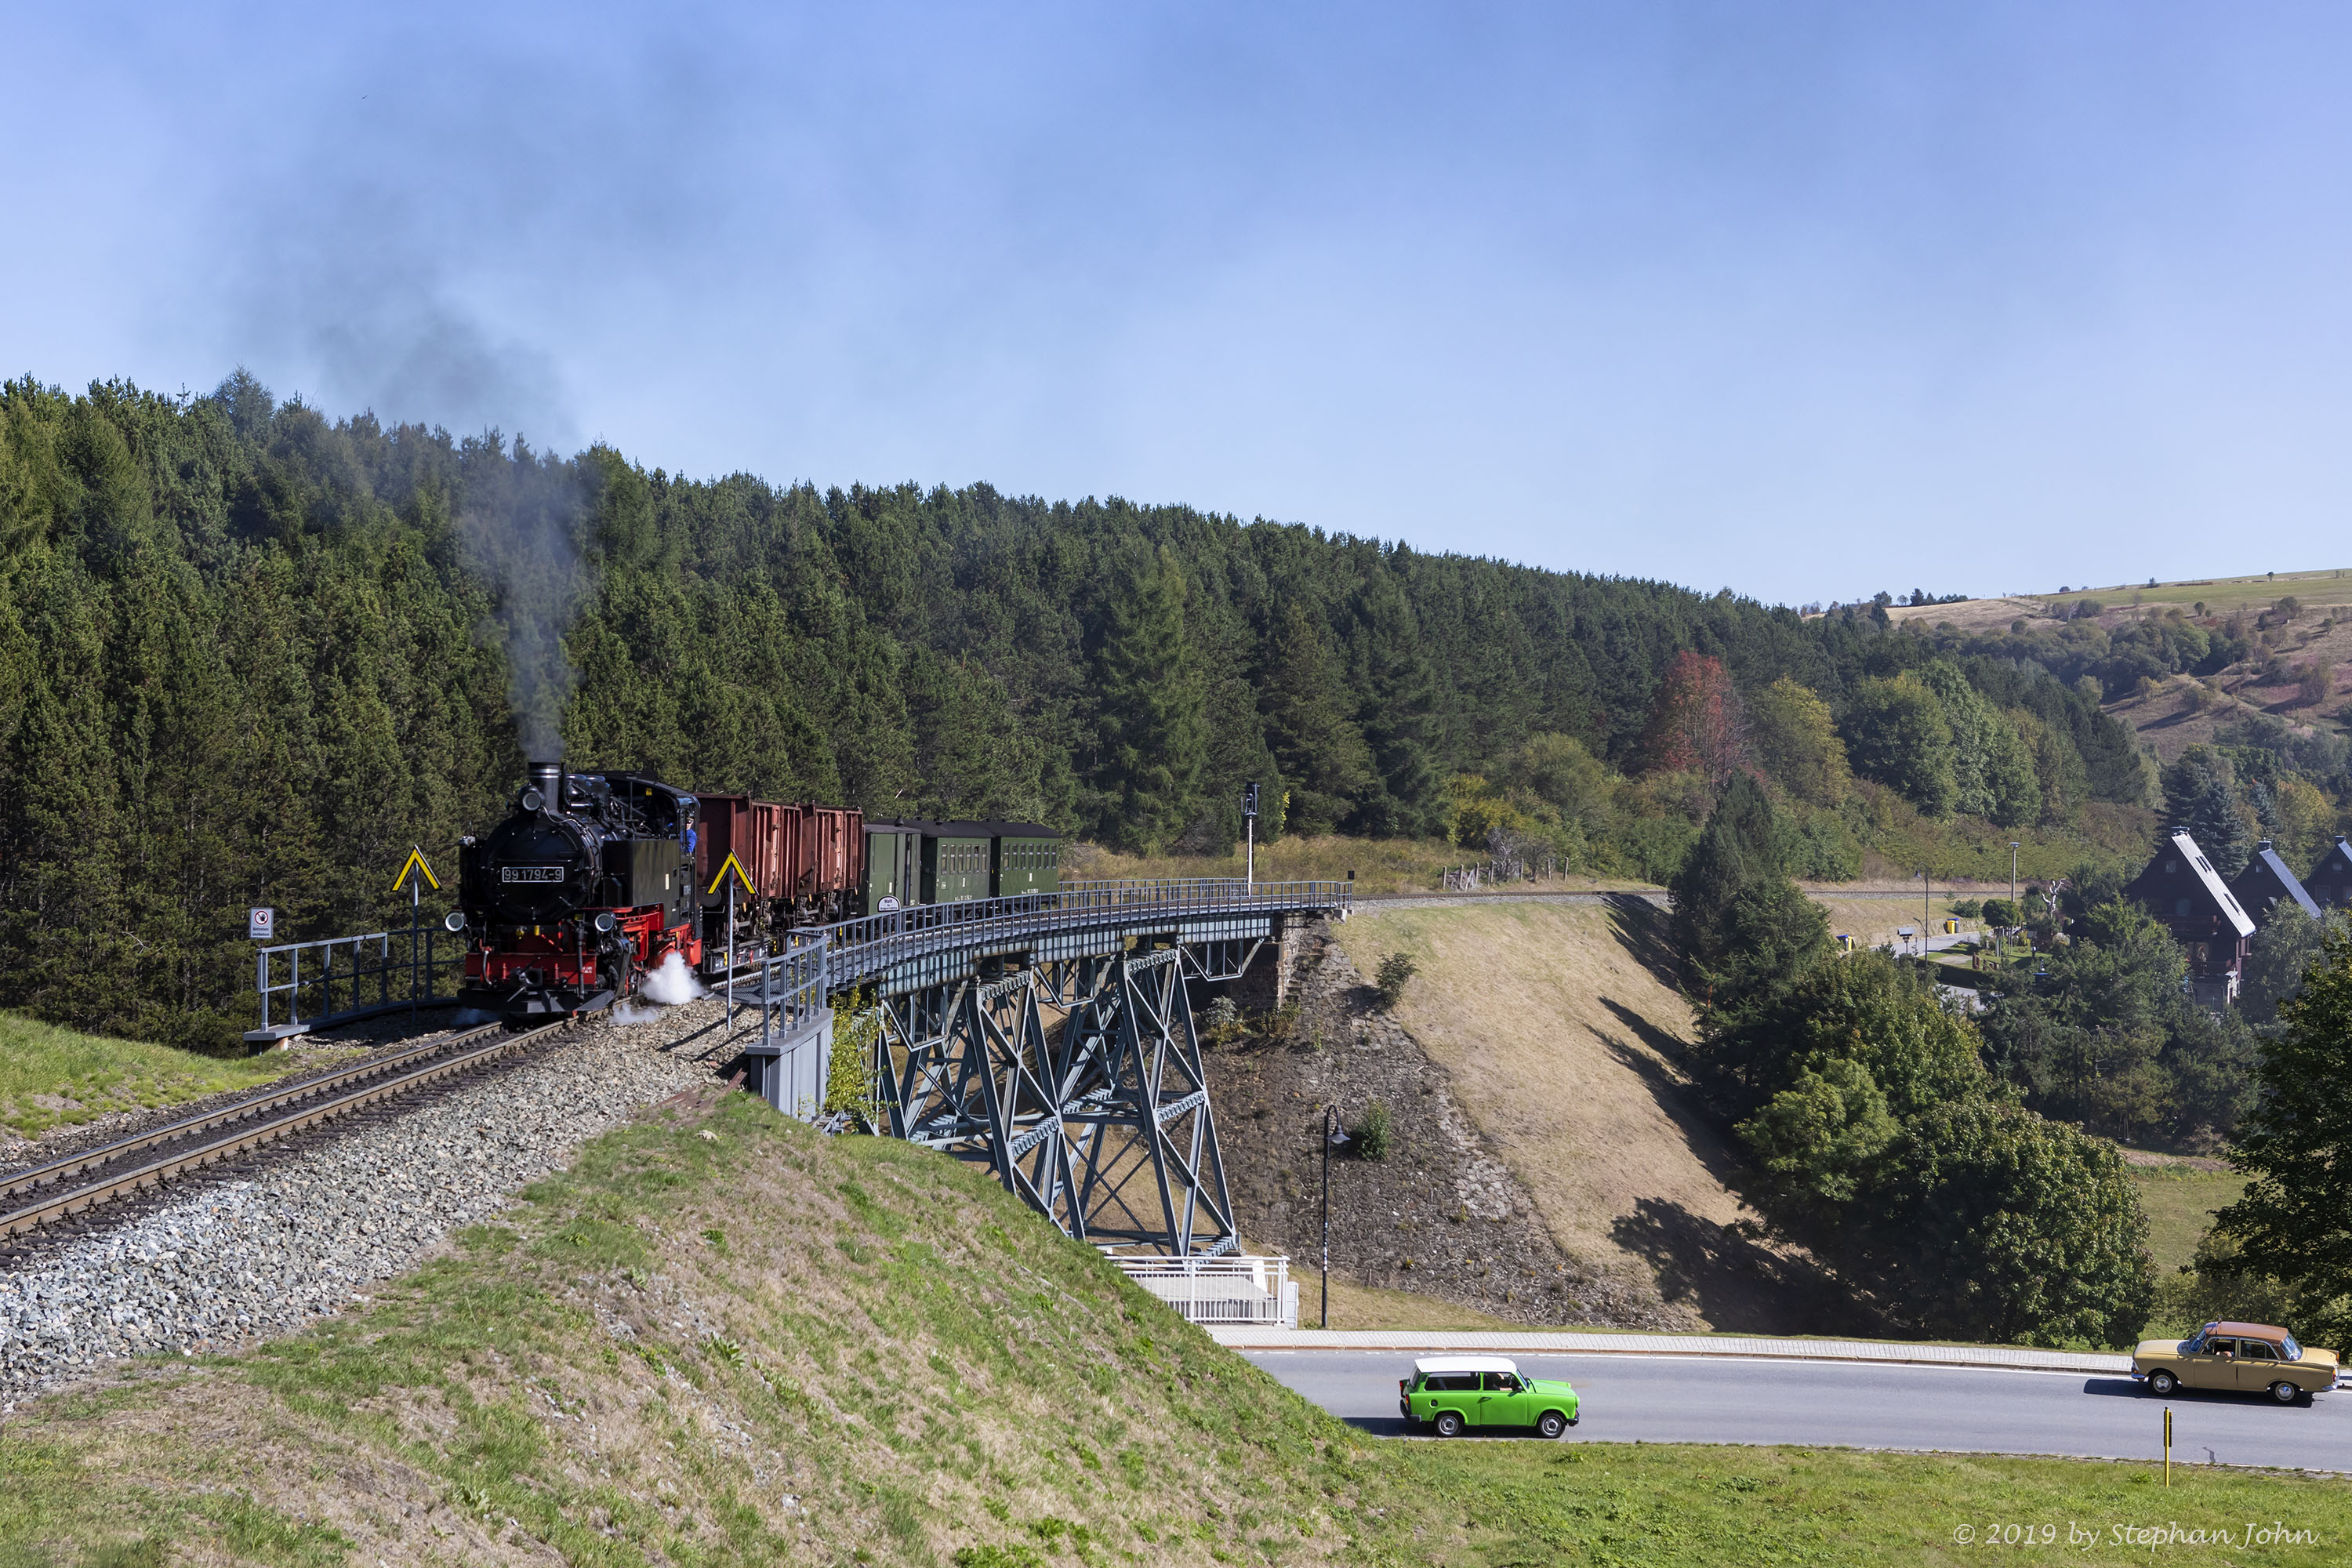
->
[1242,1350,2352,1472]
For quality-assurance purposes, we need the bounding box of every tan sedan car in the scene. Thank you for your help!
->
[2132,1321,2342,1404]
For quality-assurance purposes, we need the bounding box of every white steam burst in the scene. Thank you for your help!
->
[639,952,707,1006]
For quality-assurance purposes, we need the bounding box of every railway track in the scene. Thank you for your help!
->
[0,1020,567,1242]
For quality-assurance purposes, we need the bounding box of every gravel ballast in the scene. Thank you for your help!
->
[0,1004,728,1399]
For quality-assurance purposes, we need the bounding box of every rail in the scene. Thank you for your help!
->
[0,1021,561,1240]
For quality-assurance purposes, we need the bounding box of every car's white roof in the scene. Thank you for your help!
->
[1413,1356,1518,1374]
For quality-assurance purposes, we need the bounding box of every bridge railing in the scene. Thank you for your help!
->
[748,929,829,1045]
[818,878,1351,989]
[1057,877,1352,909]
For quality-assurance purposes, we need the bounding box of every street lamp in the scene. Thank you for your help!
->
[1321,1105,1350,1328]
[1243,782,1261,891]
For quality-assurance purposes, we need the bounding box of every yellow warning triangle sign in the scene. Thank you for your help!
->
[707,851,756,899]
[391,846,441,893]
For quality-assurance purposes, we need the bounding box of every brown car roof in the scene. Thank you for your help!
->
[2209,1321,2291,1339]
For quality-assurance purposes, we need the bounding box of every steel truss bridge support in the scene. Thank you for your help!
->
[875,946,1240,1256]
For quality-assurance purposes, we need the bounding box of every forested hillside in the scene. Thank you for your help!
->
[0,374,2194,1046]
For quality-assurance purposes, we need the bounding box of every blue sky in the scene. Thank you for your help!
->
[3,2,2347,605]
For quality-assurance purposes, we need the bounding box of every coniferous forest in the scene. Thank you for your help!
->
[0,372,2259,1048]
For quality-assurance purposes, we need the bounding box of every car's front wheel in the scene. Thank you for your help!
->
[1435,1410,1465,1438]
[2147,1370,2177,1396]
[1537,1410,1570,1439]
[2270,1381,2303,1405]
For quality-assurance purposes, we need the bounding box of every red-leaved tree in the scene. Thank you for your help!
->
[1639,651,1749,779]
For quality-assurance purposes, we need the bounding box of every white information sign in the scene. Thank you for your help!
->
[248,906,274,941]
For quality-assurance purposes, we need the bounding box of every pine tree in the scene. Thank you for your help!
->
[1258,599,1372,837]
[2163,746,2255,878]
[1669,773,1785,980]
[1095,544,1205,851]
[1347,566,1442,837]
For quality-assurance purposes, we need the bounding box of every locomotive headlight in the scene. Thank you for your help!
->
[593,911,619,935]
[444,910,467,933]
[519,786,545,812]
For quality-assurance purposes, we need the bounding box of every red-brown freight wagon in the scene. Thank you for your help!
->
[693,796,865,965]
[799,804,862,919]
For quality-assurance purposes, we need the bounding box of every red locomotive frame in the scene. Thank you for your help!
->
[461,906,702,1003]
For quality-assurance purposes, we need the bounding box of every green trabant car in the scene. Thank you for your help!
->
[1399,1356,1580,1438]
[2131,1321,2342,1404]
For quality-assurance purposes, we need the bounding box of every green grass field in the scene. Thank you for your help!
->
[2128,1162,2246,1280]
[0,1011,321,1138]
[6,1091,2347,1566]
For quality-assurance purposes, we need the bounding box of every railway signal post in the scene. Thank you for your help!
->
[391,847,439,1024]
[710,852,755,1027]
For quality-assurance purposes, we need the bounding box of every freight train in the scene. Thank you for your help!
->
[449,763,1062,1022]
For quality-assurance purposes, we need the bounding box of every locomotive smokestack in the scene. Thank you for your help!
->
[528,760,565,812]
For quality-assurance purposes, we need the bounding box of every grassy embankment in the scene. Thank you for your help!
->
[2129,1154,2252,1339]
[7,1086,2349,1566]
[0,1011,336,1141]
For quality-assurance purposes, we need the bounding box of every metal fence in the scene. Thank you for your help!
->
[1109,1254,1297,1327]
[252,927,459,1040]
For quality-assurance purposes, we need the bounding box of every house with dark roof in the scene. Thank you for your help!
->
[2227,839,2321,926]
[2122,829,2256,1006]
[2305,835,2352,913]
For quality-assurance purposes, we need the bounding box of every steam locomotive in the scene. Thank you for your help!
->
[450,762,1060,1022]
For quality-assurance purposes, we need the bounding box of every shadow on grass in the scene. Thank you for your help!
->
[1603,894,1684,992]
[1608,1197,1880,1339]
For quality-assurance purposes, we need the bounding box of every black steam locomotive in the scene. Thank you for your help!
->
[451,763,705,1021]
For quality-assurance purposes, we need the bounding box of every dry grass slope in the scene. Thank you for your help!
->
[1330,900,1850,1334]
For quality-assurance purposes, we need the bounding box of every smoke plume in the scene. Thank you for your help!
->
[456,443,590,762]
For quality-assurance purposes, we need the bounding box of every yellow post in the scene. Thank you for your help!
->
[2163,1406,2172,1486]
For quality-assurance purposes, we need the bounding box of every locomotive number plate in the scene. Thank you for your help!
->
[500,866,567,884]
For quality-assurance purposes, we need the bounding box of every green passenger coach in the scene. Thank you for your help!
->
[859,818,1062,913]
[992,822,1062,898]
[923,824,995,905]
[863,820,923,911]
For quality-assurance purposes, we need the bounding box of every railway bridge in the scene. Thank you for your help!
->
[738,878,1351,1258]
[252,877,1351,1258]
